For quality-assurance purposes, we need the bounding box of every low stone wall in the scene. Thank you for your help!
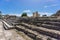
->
[2,20,15,30]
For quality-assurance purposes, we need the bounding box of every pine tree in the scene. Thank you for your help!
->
[21,13,27,17]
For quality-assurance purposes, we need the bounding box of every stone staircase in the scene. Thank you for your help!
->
[3,18,60,40]
[15,22,60,40]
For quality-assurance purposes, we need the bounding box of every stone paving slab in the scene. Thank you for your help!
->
[0,21,25,40]
[4,29,25,40]
[0,21,6,40]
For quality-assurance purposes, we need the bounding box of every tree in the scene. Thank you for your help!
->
[0,11,2,19]
[21,13,27,17]
[42,14,47,17]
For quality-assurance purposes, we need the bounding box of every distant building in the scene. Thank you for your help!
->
[33,11,40,18]
[3,15,17,20]
[52,10,60,17]
[51,10,60,19]
[42,15,47,17]
[3,15,9,19]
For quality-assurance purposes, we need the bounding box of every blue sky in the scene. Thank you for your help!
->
[0,0,60,16]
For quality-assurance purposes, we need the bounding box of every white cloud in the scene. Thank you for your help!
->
[44,6,48,8]
[3,12,53,17]
[51,4,58,6]
[22,10,31,13]
[4,13,21,16]
[44,4,58,8]
[7,10,32,17]
[22,10,32,16]
[38,12,53,16]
